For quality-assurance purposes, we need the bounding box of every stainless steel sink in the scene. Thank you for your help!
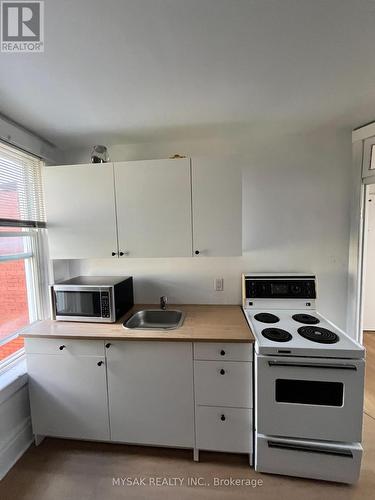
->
[123,309,185,330]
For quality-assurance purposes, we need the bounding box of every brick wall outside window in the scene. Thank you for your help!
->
[0,188,28,361]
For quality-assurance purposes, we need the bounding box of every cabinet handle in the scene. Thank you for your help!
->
[119,251,129,257]
[195,250,200,255]
[97,361,104,366]
[111,252,117,256]
[59,345,65,350]
[220,350,226,356]
[220,369,225,375]
[220,414,226,422]
[105,343,111,349]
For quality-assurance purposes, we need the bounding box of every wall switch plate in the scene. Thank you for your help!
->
[215,278,224,291]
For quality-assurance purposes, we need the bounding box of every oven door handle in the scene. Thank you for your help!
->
[267,360,357,370]
[267,440,353,458]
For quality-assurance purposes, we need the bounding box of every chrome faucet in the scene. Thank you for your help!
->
[160,296,168,310]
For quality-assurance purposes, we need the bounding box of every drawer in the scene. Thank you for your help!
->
[24,338,105,356]
[255,434,362,484]
[194,361,252,408]
[194,342,252,362]
[195,406,252,453]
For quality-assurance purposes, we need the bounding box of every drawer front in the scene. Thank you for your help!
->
[194,361,252,408]
[194,342,252,362]
[24,338,105,356]
[196,406,252,453]
[255,434,362,484]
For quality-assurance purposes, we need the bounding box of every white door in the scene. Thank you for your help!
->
[27,353,110,440]
[191,157,242,256]
[114,159,192,257]
[363,189,375,330]
[43,164,118,259]
[107,341,194,447]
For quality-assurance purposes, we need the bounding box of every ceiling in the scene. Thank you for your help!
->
[1,0,375,149]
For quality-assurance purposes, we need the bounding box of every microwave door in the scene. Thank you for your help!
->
[55,290,101,318]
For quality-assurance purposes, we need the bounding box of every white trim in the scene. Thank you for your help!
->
[0,114,60,164]
[352,122,375,143]
[0,358,27,405]
[0,415,33,480]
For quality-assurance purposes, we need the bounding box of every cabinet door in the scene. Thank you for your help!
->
[192,157,242,256]
[27,353,110,441]
[43,164,118,259]
[114,159,192,257]
[107,341,194,447]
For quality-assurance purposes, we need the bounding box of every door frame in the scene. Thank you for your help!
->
[349,123,375,344]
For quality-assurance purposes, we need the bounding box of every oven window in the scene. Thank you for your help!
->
[275,379,344,406]
[55,291,101,317]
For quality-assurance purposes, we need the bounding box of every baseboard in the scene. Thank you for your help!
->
[0,416,33,480]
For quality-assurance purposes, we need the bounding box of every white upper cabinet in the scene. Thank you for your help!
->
[43,157,242,259]
[191,157,242,256]
[114,158,192,257]
[43,164,118,259]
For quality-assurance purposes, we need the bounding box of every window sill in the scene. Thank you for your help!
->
[0,357,28,406]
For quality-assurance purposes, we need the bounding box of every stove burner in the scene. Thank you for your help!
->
[254,313,280,324]
[298,326,339,344]
[292,314,320,325]
[262,328,292,342]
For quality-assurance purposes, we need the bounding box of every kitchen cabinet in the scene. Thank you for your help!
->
[43,157,242,259]
[114,159,192,257]
[25,336,253,459]
[106,341,194,447]
[191,157,242,256]
[25,339,109,441]
[43,164,118,259]
[193,342,253,460]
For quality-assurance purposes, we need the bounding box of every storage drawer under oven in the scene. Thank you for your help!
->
[255,355,365,443]
[255,433,362,484]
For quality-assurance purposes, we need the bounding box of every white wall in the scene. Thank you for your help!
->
[62,125,352,331]
[363,185,375,330]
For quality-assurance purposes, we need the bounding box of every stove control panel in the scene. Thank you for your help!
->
[244,275,316,300]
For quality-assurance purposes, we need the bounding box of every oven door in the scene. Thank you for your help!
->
[256,354,364,442]
[52,286,106,322]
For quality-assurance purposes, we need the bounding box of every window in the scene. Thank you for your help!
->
[0,142,48,367]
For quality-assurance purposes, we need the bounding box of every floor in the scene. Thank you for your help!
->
[364,332,375,419]
[0,337,374,500]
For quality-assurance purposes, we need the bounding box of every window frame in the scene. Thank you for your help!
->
[0,142,49,369]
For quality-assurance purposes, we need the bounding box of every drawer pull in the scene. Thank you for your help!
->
[220,368,225,375]
[267,440,353,458]
[220,350,226,356]
[59,345,65,351]
[97,361,104,367]
[220,414,226,421]
[105,343,111,349]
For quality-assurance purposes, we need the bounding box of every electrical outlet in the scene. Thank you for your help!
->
[215,278,224,291]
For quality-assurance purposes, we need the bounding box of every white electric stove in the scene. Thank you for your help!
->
[242,273,365,484]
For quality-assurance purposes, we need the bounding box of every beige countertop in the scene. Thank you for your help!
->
[21,304,254,342]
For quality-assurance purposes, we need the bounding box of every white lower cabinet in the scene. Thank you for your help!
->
[26,338,253,460]
[27,348,110,441]
[106,341,195,447]
[194,361,253,408]
[196,406,252,453]
[193,342,253,460]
